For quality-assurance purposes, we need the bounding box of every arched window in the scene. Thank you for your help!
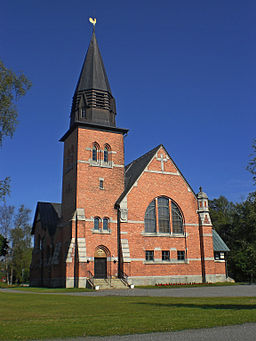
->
[172,201,183,234]
[103,217,109,231]
[158,197,170,233]
[103,144,111,163]
[94,217,100,230]
[145,199,156,233]
[92,143,99,162]
[81,107,86,118]
[144,196,184,234]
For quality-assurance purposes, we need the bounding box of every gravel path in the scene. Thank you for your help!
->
[2,284,255,297]
[43,323,256,341]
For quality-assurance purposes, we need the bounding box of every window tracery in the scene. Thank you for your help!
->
[144,196,184,234]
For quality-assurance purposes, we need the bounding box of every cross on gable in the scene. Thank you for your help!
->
[156,153,168,171]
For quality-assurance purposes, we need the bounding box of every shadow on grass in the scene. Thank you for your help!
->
[135,302,256,310]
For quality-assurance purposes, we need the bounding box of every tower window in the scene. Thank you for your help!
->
[103,217,109,231]
[81,107,86,118]
[92,143,99,162]
[103,144,111,163]
[99,179,104,189]
[94,217,100,230]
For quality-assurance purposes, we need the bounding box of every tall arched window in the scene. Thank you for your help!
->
[145,200,156,233]
[103,217,109,231]
[94,217,100,230]
[103,144,111,163]
[92,143,99,162]
[158,197,170,233]
[144,196,184,234]
[172,201,183,233]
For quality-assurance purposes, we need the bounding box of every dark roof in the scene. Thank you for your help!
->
[75,30,112,93]
[115,145,163,206]
[32,202,61,236]
[212,229,230,252]
[116,144,196,206]
[60,121,128,142]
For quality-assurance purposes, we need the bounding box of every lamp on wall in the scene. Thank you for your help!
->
[87,259,90,263]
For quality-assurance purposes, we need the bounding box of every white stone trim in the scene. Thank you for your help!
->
[141,232,187,238]
[121,239,131,263]
[185,223,199,226]
[144,169,180,176]
[66,238,75,263]
[127,220,144,224]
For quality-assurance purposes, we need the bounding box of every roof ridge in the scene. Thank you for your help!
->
[125,144,162,168]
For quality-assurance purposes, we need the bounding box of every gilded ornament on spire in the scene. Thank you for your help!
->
[89,17,96,26]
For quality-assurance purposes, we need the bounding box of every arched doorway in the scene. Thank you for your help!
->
[94,246,110,278]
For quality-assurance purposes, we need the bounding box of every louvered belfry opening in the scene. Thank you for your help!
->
[69,29,118,128]
[85,89,111,110]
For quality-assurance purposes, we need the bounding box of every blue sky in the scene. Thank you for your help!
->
[1,0,255,221]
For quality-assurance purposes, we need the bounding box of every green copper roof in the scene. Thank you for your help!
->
[212,229,230,252]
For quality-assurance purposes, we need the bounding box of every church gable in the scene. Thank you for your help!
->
[117,145,195,209]
[146,147,180,174]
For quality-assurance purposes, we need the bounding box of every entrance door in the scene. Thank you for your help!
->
[94,257,107,278]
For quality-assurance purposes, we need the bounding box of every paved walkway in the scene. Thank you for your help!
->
[2,284,255,297]
[44,323,256,341]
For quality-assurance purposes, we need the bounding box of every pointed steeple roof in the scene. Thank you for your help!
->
[75,30,112,94]
[68,29,121,129]
[60,26,129,142]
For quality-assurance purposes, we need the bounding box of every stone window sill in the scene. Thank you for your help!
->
[91,229,111,234]
[214,259,225,262]
[141,232,185,238]
[143,260,187,264]
[89,160,113,168]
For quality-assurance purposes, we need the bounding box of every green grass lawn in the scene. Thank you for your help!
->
[1,292,256,340]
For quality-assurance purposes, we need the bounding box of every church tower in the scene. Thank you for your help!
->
[60,27,128,288]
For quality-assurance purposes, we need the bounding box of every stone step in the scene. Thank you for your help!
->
[92,278,128,290]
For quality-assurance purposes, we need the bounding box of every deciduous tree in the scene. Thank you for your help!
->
[0,60,31,199]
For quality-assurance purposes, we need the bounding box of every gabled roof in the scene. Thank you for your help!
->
[75,30,112,93]
[115,144,196,206]
[32,202,61,236]
[212,229,230,252]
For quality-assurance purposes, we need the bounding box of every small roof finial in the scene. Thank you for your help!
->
[89,17,96,30]
[199,186,202,193]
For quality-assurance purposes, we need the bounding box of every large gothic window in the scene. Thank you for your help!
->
[158,197,170,233]
[144,200,156,233]
[144,196,184,234]
[172,201,183,233]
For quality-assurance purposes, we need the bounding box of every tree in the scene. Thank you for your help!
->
[247,138,256,185]
[0,60,31,199]
[0,204,32,284]
[0,234,8,257]
[0,205,14,283]
[210,193,256,282]
[10,205,32,283]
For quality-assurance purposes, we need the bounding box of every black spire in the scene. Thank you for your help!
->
[70,30,116,128]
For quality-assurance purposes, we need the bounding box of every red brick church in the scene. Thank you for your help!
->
[30,27,229,288]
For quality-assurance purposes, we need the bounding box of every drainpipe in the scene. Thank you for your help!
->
[116,204,122,278]
[74,211,78,288]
